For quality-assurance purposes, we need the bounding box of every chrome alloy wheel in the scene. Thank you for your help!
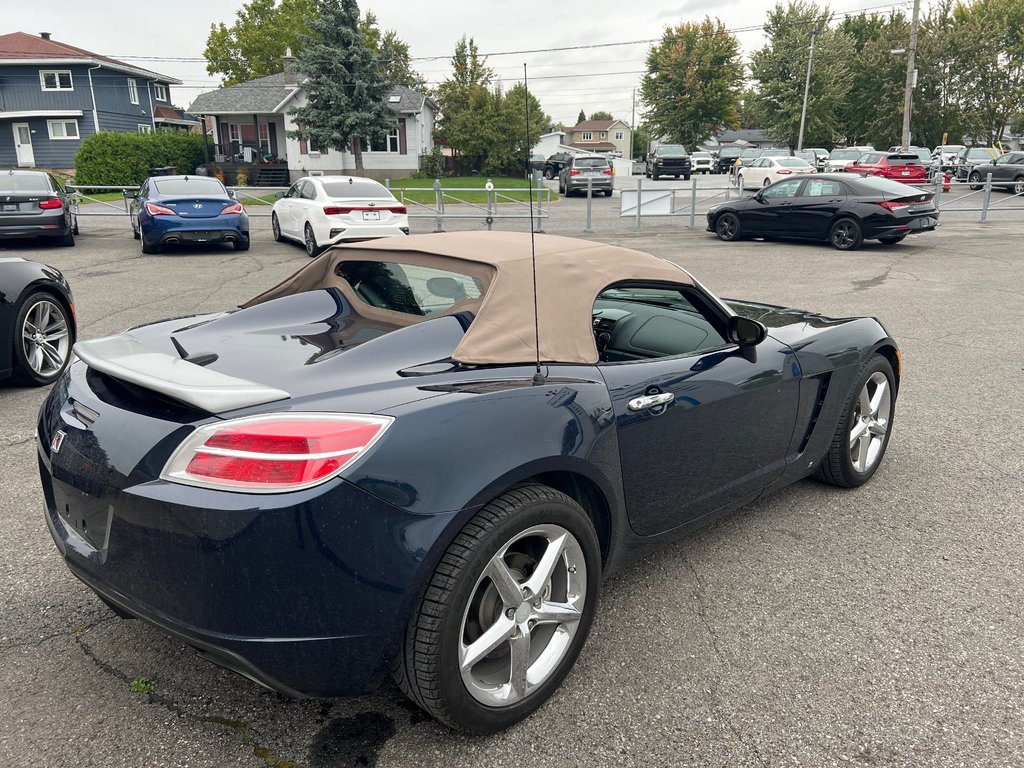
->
[459,524,587,707]
[21,299,70,378]
[849,371,891,473]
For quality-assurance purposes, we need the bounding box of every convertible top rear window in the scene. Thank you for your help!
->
[337,261,484,316]
[153,178,226,196]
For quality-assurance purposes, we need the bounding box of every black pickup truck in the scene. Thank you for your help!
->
[542,152,574,180]
[645,145,691,180]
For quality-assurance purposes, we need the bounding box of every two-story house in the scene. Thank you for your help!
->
[0,32,186,169]
[564,119,632,157]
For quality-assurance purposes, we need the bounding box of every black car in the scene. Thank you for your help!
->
[965,151,1024,194]
[542,152,573,180]
[38,232,900,734]
[645,145,691,180]
[0,170,78,246]
[1,258,75,385]
[707,173,938,250]
[715,146,744,174]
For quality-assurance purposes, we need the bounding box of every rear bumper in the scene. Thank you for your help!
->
[566,178,613,192]
[0,211,70,238]
[321,221,410,245]
[141,214,249,247]
[867,213,939,238]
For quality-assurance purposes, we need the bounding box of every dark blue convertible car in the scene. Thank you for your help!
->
[37,233,899,732]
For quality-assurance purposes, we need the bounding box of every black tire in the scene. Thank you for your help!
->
[683,174,691,181]
[968,172,982,191]
[604,189,613,197]
[762,178,771,187]
[829,217,863,251]
[652,171,660,180]
[271,213,283,242]
[132,222,140,240]
[878,234,907,245]
[816,355,896,488]
[141,236,158,254]
[11,292,74,386]
[233,237,250,251]
[1013,176,1024,196]
[58,230,75,247]
[543,168,554,180]
[72,217,80,236]
[304,223,321,258]
[393,484,600,734]
[714,212,741,242]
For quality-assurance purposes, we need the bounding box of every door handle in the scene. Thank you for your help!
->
[627,392,675,412]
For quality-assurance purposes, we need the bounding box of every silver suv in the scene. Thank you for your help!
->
[558,155,614,197]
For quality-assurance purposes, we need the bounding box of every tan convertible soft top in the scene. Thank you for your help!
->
[244,231,693,365]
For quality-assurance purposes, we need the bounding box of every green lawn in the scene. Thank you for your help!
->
[387,177,553,205]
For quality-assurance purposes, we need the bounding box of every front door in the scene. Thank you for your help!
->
[742,177,804,237]
[13,124,35,167]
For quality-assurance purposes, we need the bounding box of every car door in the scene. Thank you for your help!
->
[783,177,848,239]
[280,180,305,236]
[740,177,804,236]
[596,284,800,536]
[744,158,765,187]
[131,180,148,232]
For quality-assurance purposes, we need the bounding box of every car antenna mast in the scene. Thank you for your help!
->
[525,64,545,385]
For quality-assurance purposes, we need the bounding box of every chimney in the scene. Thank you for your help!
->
[283,48,298,87]
[39,32,51,40]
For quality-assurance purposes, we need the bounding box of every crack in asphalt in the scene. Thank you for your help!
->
[851,266,892,292]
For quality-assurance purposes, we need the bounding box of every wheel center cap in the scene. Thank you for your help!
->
[515,601,532,623]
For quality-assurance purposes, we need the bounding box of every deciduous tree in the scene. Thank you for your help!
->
[588,110,614,121]
[204,0,316,86]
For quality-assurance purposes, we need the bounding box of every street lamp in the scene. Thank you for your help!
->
[797,28,819,151]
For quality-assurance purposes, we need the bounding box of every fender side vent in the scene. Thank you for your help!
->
[797,372,832,454]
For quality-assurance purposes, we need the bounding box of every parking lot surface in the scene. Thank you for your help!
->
[1,206,1022,767]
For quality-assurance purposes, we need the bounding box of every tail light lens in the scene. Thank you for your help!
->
[38,197,64,209]
[145,202,177,216]
[877,201,911,212]
[569,169,581,176]
[222,202,244,214]
[776,169,792,175]
[161,413,393,493]
[324,206,353,215]
[324,205,406,215]
[602,169,614,176]
[389,205,407,214]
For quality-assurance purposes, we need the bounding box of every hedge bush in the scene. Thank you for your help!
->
[75,131,206,186]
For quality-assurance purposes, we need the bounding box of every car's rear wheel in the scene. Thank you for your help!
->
[1013,176,1024,196]
[233,236,249,251]
[762,178,771,187]
[968,171,982,191]
[304,223,321,258]
[829,218,863,250]
[271,213,283,242]
[878,234,907,245]
[714,212,741,242]
[58,230,75,247]
[141,236,158,254]
[12,293,73,386]
[393,484,600,734]
[816,355,896,488]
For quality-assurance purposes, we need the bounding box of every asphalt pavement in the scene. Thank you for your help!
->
[1,198,1022,768]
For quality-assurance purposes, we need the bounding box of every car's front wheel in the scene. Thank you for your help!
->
[816,355,896,487]
[304,223,321,258]
[1013,176,1024,196]
[271,213,283,242]
[543,168,554,180]
[829,218,863,250]
[12,292,73,386]
[394,484,600,734]
[714,212,742,242]
[968,171,982,191]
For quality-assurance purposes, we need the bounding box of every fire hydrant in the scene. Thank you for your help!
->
[943,172,952,192]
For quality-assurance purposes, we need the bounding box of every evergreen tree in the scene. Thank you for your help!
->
[289,0,395,173]
[577,109,587,124]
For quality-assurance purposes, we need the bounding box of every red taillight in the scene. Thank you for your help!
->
[222,202,244,214]
[569,169,581,176]
[324,206,353,215]
[161,413,393,492]
[602,169,613,176]
[877,201,911,212]
[776,169,792,175]
[389,205,407,214]
[38,197,64,209]
[145,202,177,216]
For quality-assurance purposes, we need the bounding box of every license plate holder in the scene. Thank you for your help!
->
[362,210,380,221]
[2,203,16,212]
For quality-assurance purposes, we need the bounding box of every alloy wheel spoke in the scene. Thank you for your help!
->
[485,557,524,605]
[508,631,531,700]
[523,533,568,597]
[460,614,516,671]
[43,327,68,343]
[39,341,64,370]
[855,434,872,472]
[29,344,45,373]
[532,599,582,627]
[868,419,888,437]
[868,380,888,417]
[33,303,51,331]
[849,419,869,448]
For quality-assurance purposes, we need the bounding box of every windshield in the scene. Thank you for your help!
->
[719,148,742,157]
[761,149,791,157]
[741,149,762,158]
[0,174,50,193]
[322,181,394,199]
[830,150,862,160]
[914,149,932,161]
[966,148,995,160]
[795,151,815,161]
[691,152,711,159]
[657,146,688,157]
[153,178,226,196]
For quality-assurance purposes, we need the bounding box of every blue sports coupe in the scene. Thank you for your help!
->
[127,175,249,254]
[37,233,900,733]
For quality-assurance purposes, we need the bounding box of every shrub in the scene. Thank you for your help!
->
[415,146,444,179]
[75,131,206,186]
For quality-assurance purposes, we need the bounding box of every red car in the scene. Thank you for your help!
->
[844,152,926,182]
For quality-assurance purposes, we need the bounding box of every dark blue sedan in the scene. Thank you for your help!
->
[37,233,900,733]
[127,175,249,254]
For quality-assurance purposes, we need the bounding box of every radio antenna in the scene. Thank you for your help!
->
[525,63,544,385]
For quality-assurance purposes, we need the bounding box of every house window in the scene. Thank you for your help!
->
[138,124,153,134]
[40,70,73,91]
[600,132,606,138]
[367,124,400,153]
[227,123,241,143]
[153,84,168,101]
[259,123,270,151]
[614,131,624,141]
[47,120,80,140]
[127,78,139,104]
[582,131,593,141]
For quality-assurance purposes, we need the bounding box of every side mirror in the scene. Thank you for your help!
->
[727,316,767,346]
[275,191,285,198]
[227,189,237,199]
[753,191,766,203]
[123,189,136,199]
[65,184,77,194]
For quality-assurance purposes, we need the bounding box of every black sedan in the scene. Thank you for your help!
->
[37,233,899,733]
[966,151,1024,194]
[0,170,78,246]
[707,174,938,250]
[1,258,76,385]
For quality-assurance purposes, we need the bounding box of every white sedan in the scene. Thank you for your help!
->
[272,175,409,257]
[738,156,816,189]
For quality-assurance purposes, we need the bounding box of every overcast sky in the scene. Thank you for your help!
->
[9,0,911,125]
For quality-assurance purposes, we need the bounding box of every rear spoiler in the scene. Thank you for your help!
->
[74,335,290,414]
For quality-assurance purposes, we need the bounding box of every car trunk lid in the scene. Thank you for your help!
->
[155,197,235,219]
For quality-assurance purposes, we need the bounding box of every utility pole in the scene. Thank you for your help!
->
[901,0,922,150]
[797,28,819,151]
[629,88,636,161]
